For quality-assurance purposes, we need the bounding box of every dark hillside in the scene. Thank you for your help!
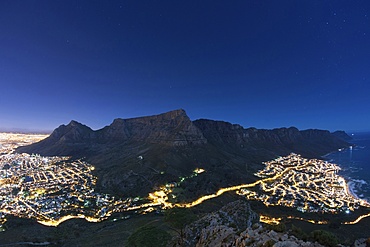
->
[17,109,350,197]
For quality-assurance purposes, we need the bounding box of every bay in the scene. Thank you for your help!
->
[326,132,370,202]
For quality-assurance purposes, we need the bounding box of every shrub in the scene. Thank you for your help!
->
[127,226,171,247]
[267,223,286,232]
[291,224,308,241]
[310,230,339,247]
[164,208,197,230]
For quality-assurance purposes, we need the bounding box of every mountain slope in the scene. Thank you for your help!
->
[19,109,206,156]
[193,119,349,158]
[16,109,350,197]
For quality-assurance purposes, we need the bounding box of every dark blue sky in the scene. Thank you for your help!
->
[1,1,369,132]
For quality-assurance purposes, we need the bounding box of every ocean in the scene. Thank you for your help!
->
[325,132,370,203]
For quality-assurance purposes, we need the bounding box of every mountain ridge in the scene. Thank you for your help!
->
[16,109,351,197]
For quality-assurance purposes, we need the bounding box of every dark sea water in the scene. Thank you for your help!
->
[325,132,370,203]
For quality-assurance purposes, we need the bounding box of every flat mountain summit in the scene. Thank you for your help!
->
[20,109,206,156]
[17,109,351,197]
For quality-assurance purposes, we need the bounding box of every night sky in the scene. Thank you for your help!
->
[1,1,369,132]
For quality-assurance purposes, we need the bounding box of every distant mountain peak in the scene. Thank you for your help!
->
[18,109,206,155]
[331,130,352,141]
[68,120,81,125]
[18,111,351,157]
[116,109,205,145]
[64,120,92,130]
[112,118,124,123]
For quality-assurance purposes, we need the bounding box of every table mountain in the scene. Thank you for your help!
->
[17,109,350,197]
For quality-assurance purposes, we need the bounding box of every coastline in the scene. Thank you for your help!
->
[347,181,360,200]
[321,144,352,159]
[322,148,355,199]
[322,144,370,204]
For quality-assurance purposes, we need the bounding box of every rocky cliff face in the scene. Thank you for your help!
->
[18,120,96,156]
[170,200,326,247]
[193,119,349,157]
[170,200,259,247]
[18,110,349,158]
[18,109,207,156]
[93,109,208,146]
[109,109,207,146]
[16,109,351,197]
[232,227,326,247]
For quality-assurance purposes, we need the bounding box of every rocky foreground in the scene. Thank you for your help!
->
[169,200,368,247]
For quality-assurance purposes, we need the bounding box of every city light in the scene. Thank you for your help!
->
[1,133,370,229]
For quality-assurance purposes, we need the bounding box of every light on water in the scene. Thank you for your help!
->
[327,133,370,204]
